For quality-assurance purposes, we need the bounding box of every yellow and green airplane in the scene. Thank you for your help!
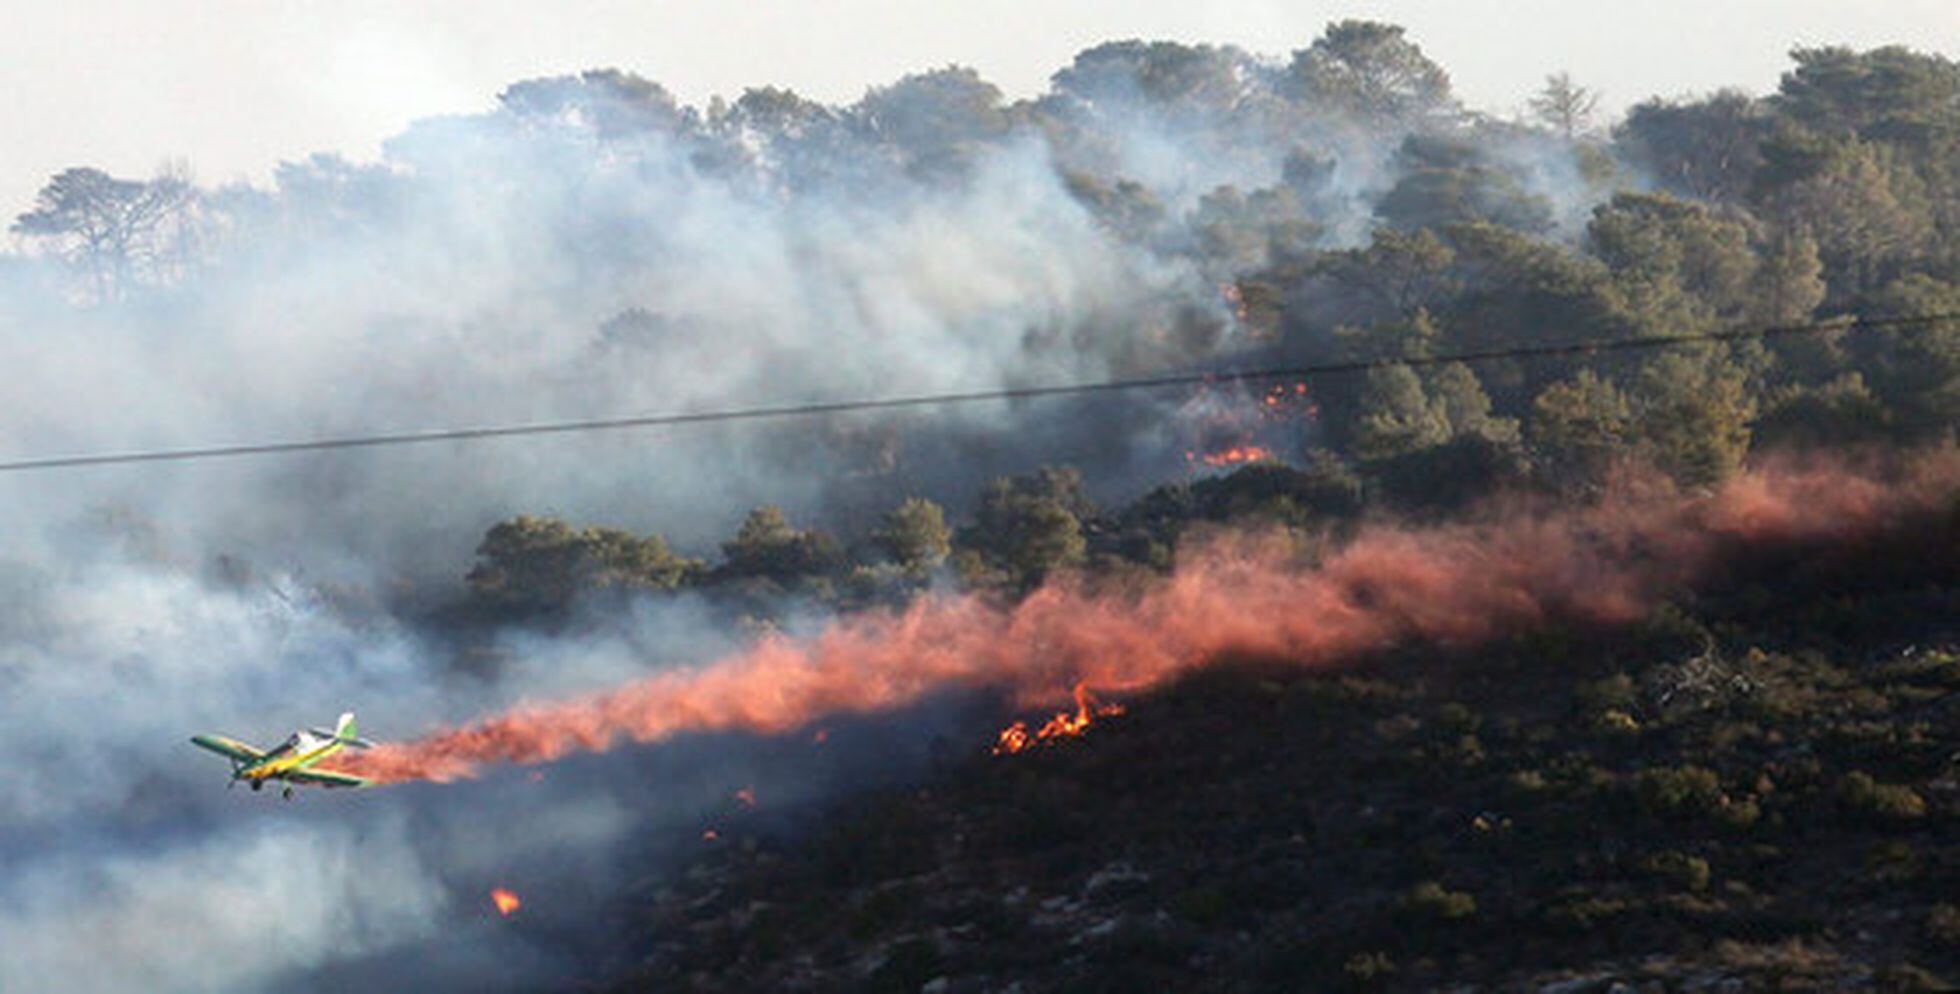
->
[190,711,374,799]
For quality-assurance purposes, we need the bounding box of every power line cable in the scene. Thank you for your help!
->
[0,311,1950,474]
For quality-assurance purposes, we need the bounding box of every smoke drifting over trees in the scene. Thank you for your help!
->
[6,28,1957,562]
[2,21,1957,994]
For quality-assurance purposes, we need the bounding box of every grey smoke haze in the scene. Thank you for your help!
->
[0,31,1634,563]
[1,135,1215,579]
[3,815,445,994]
[0,53,1232,989]
[0,26,1774,992]
[0,548,963,993]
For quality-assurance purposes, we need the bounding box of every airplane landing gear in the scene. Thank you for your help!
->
[282,786,295,800]
[250,780,263,792]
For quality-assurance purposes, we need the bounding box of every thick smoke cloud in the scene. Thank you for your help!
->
[0,38,1606,578]
[0,551,928,993]
[1,817,443,994]
[0,30,1614,993]
[0,123,1219,584]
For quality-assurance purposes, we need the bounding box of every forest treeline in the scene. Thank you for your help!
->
[419,27,1960,620]
[10,24,1958,616]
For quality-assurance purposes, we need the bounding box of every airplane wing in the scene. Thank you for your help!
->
[190,734,265,762]
[285,768,370,788]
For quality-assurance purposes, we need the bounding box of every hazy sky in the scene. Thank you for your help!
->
[2,0,1955,216]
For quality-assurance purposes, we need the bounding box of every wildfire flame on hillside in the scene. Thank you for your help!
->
[1187,444,1274,467]
[1221,282,1249,324]
[490,888,522,916]
[337,452,1960,786]
[1179,379,1315,469]
[994,683,1126,755]
[1261,382,1314,413]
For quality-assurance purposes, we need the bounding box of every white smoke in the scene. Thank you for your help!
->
[0,816,444,994]
[0,31,1617,992]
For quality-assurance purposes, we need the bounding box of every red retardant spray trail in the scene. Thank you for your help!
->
[341,451,1960,784]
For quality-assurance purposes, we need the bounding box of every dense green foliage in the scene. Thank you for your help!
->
[435,37,1956,623]
[17,33,1959,440]
[466,515,703,615]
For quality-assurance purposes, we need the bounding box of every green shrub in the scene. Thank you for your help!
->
[1634,765,1725,815]
[1714,797,1762,830]
[1839,771,1927,821]
[1508,769,1549,793]
[1447,734,1486,766]
[1405,881,1477,921]
[1643,850,1712,892]
[1594,708,1641,734]
[1343,951,1396,985]
[1633,765,1761,830]
[1547,892,1631,931]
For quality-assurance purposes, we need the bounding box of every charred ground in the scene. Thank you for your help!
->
[584,504,1960,993]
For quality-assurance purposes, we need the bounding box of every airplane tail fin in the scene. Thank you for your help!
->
[332,711,376,749]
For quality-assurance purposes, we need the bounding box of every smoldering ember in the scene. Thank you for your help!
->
[2,10,1958,994]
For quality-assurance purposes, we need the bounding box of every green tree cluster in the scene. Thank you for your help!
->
[467,515,701,614]
[956,467,1095,593]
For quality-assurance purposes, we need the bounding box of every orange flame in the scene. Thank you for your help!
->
[1187,444,1274,467]
[994,683,1126,755]
[1259,382,1314,416]
[993,722,1033,755]
[1220,282,1249,324]
[490,888,522,916]
[336,453,1960,786]
[1180,380,1313,470]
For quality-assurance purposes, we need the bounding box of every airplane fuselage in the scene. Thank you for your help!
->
[237,731,344,786]
[191,712,373,796]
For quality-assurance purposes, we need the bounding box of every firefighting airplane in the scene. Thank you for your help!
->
[190,712,374,799]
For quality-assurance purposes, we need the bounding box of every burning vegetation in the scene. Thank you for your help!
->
[1178,379,1318,470]
[8,18,1960,994]
[992,684,1127,755]
[489,888,522,916]
[1188,443,1276,468]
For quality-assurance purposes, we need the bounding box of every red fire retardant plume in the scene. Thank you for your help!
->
[341,451,1959,784]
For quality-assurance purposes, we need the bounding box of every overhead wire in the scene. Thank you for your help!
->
[0,311,1950,474]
